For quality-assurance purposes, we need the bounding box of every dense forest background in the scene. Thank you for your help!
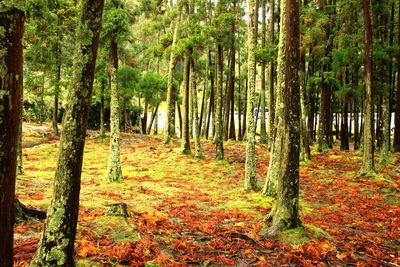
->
[1,0,400,266]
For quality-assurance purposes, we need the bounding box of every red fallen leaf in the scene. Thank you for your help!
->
[24,165,39,171]
[28,193,44,200]
[76,240,98,257]
[215,255,235,265]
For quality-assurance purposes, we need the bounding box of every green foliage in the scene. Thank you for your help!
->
[137,72,167,106]
[118,65,140,99]
[102,0,132,43]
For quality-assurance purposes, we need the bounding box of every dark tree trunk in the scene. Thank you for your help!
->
[341,97,350,150]
[182,54,191,154]
[260,0,267,144]
[30,1,104,265]
[394,1,400,151]
[242,76,248,137]
[52,60,61,136]
[147,104,160,134]
[142,101,148,134]
[99,80,105,138]
[205,50,215,140]
[0,6,24,266]
[268,0,275,147]
[178,103,183,139]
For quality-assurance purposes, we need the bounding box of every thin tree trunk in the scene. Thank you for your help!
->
[260,0,267,144]
[147,104,160,134]
[245,0,258,190]
[0,6,24,266]
[164,15,179,143]
[215,44,224,159]
[267,0,276,147]
[99,80,105,138]
[106,39,123,182]
[30,2,104,265]
[182,54,191,154]
[191,56,203,158]
[394,1,400,152]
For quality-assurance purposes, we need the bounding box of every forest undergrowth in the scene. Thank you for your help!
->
[14,125,400,266]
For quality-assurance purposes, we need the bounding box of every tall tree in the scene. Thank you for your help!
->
[245,0,258,190]
[267,0,275,147]
[267,0,301,235]
[102,0,131,182]
[0,2,24,266]
[30,0,104,265]
[260,0,267,144]
[359,0,375,176]
[164,6,180,144]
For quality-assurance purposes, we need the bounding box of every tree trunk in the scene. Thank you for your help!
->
[242,76,248,138]
[359,0,375,175]
[30,1,104,265]
[245,0,258,190]
[205,50,215,140]
[164,18,178,143]
[267,0,276,147]
[260,0,267,144]
[340,97,349,150]
[262,0,287,196]
[394,1,400,152]
[106,39,123,182]
[0,6,24,266]
[238,50,243,141]
[147,104,160,134]
[142,101,148,134]
[99,80,105,138]
[191,56,203,158]
[178,103,183,139]
[215,44,224,159]
[267,0,301,235]
[182,54,191,154]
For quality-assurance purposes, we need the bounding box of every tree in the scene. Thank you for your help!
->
[102,0,131,182]
[260,0,267,144]
[0,2,24,266]
[164,4,181,144]
[267,0,301,235]
[29,0,104,265]
[359,0,375,176]
[244,0,258,190]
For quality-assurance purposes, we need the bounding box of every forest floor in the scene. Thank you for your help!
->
[14,124,400,267]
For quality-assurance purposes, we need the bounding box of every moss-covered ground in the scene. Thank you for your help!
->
[14,125,400,266]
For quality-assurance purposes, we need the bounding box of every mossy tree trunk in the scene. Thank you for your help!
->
[359,0,375,176]
[214,44,224,159]
[262,0,287,196]
[29,1,104,266]
[0,4,24,266]
[107,39,123,182]
[260,0,267,144]
[164,17,179,144]
[267,0,276,147]
[245,0,258,190]
[267,0,301,235]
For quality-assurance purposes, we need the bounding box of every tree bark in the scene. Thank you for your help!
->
[99,80,105,138]
[191,56,203,158]
[182,53,191,154]
[267,0,301,235]
[394,1,400,152]
[245,0,258,190]
[267,0,276,147]
[215,44,224,159]
[260,0,267,144]
[359,0,375,175]
[30,1,104,265]
[106,39,123,182]
[0,5,24,266]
